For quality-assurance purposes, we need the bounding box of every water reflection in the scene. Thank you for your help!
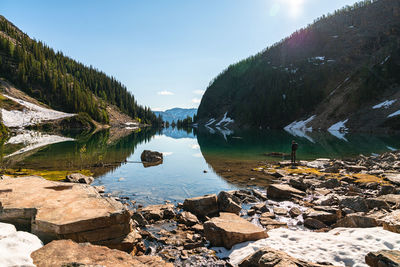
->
[2,128,158,176]
[1,126,400,205]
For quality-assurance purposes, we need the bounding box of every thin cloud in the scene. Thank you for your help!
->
[193,90,205,95]
[192,98,201,104]
[158,90,174,96]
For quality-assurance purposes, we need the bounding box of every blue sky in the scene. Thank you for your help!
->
[1,0,359,111]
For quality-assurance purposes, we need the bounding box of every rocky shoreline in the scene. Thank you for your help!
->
[1,151,400,266]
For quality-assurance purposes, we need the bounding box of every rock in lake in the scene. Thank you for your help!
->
[267,184,305,200]
[183,194,218,218]
[0,176,134,251]
[65,173,94,184]
[141,150,163,168]
[365,250,400,267]
[204,212,268,249]
[31,239,172,267]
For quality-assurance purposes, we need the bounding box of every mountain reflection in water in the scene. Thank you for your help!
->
[1,126,400,205]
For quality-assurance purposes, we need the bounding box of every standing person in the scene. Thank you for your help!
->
[291,140,298,165]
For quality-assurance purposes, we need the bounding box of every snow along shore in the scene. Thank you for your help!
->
[1,94,75,128]
[214,227,400,267]
[5,130,74,158]
[0,222,43,267]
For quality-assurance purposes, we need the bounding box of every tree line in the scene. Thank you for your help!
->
[0,16,158,125]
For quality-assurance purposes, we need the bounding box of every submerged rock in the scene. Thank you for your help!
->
[31,239,172,267]
[204,212,268,249]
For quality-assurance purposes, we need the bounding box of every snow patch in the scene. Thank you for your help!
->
[387,146,397,151]
[373,99,396,109]
[381,56,390,65]
[284,115,315,143]
[216,112,234,126]
[328,119,349,141]
[215,227,400,267]
[5,130,74,158]
[388,110,400,118]
[205,118,216,126]
[0,222,43,267]
[1,94,75,128]
[216,126,234,141]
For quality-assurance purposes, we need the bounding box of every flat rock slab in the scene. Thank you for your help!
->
[267,184,305,200]
[204,212,268,249]
[385,173,400,185]
[31,239,172,267]
[0,177,132,247]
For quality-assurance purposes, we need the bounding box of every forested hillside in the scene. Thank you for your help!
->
[197,0,400,131]
[0,15,157,125]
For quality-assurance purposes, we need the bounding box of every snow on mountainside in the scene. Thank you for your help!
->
[154,108,197,123]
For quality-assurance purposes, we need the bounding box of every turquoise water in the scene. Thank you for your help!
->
[3,127,400,205]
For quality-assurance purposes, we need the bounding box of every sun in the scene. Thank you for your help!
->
[286,0,305,18]
[270,0,306,18]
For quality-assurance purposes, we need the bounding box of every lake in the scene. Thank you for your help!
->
[2,127,400,205]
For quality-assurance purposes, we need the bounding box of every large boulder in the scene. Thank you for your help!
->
[204,212,268,249]
[183,194,218,218]
[31,239,172,267]
[65,173,94,184]
[365,250,400,267]
[0,177,134,251]
[141,150,163,167]
[239,247,337,267]
[267,184,305,200]
[217,191,242,214]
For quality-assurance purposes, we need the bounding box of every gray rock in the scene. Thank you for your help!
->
[318,178,341,189]
[339,196,369,212]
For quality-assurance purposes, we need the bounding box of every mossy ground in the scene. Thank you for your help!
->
[1,168,93,181]
[260,165,390,185]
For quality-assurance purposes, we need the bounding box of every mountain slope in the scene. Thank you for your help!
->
[154,108,197,123]
[0,15,157,126]
[197,0,400,132]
